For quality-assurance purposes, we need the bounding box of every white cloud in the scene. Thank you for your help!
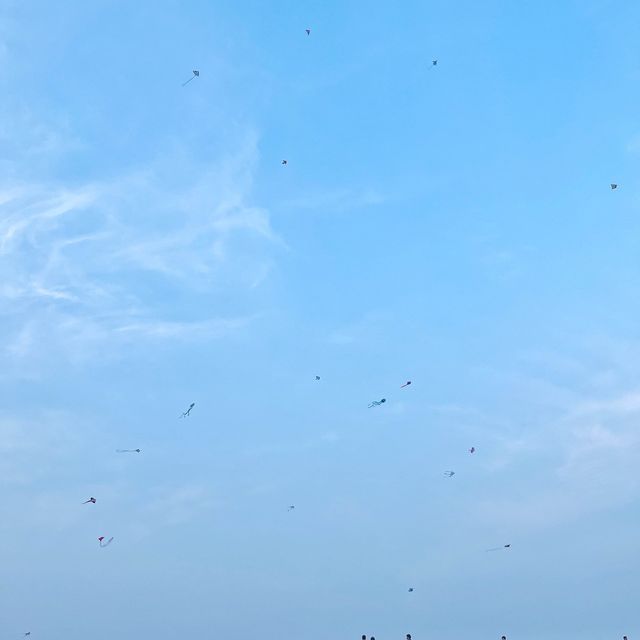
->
[475,378,640,529]
[0,134,281,365]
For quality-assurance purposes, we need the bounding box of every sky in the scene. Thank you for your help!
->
[1,1,639,638]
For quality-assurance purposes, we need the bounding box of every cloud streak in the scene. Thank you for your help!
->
[0,134,281,365]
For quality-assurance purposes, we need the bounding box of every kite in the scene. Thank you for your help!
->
[407,636,412,640]
[432,59,438,66]
[486,544,511,552]
[281,160,288,165]
[305,28,311,35]
[315,375,321,380]
[611,183,618,190]
[368,398,386,408]
[288,505,295,511]
[443,470,455,477]
[116,449,141,453]
[182,70,200,86]
[502,637,507,640]
[400,381,412,388]
[469,447,476,454]
[23,634,31,638]
[83,497,96,504]
[98,536,114,548]
[180,403,195,418]
[408,587,414,592]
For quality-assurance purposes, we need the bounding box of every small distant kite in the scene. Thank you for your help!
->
[315,375,321,380]
[469,446,476,454]
[486,544,511,552]
[407,587,414,592]
[281,159,288,165]
[288,505,295,511]
[305,28,311,35]
[368,398,386,408]
[23,633,31,638]
[406,636,412,640]
[180,402,195,418]
[182,70,200,86]
[98,536,114,548]
[83,497,96,504]
[444,470,455,477]
[432,59,438,66]
[611,183,618,190]
[116,449,141,453]
[400,381,412,388]
[502,636,507,640]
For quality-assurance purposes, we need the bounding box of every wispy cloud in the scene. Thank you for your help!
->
[0,134,281,366]
[475,370,640,529]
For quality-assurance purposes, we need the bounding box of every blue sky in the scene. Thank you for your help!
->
[1,1,640,638]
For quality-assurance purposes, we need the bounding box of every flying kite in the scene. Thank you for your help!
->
[486,544,511,552]
[407,636,412,640]
[182,70,200,86]
[611,183,618,190]
[400,381,412,388]
[368,398,386,408]
[432,59,438,66]
[469,447,476,454]
[23,633,31,637]
[281,159,288,165]
[98,536,114,548]
[116,449,141,453]
[83,497,96,504]
[502,637,507,640]
[288,505,295,511]
[305,28,311,35]
[315,375,321,380]
[408,587,414,592]
[180,403,195,418]
[444,470,455,477]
